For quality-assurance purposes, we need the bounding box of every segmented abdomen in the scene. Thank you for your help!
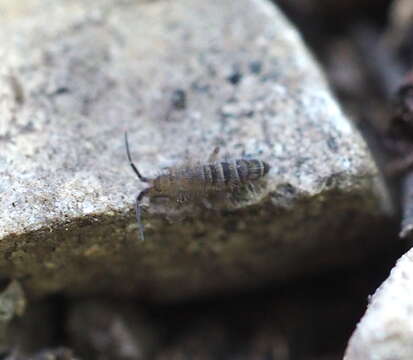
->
[154,159,270,196]
[203,159,270,186]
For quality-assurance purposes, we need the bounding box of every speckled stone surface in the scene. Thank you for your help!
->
[344,249,413,360]
[0,0,392,299]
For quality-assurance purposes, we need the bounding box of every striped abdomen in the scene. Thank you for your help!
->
[153,159,270,195]
[202,159,270,187]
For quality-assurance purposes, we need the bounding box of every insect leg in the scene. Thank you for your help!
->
[208,146,220,163]
[124,132,149,182]
[135,188,150,241]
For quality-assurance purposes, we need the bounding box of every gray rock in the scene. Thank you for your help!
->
[344,249,413,360]
[0,0,391,299]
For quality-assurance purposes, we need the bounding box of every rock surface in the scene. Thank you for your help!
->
[0,0,392,299]
[344,249,413,360]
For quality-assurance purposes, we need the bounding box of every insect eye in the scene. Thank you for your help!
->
[263,162,270,175]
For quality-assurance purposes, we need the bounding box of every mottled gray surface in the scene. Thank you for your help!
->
[0,0,392,299]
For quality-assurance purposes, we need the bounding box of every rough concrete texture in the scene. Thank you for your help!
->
[0,0,392,300]
[344,249,413,360]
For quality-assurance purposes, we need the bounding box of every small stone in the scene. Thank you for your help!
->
[344,248,413,360]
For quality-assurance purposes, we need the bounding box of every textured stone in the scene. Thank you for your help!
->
[0,0,391,299]
[344,249,413,360]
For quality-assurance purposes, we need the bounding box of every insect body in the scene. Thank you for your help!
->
[125,133,270,240]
